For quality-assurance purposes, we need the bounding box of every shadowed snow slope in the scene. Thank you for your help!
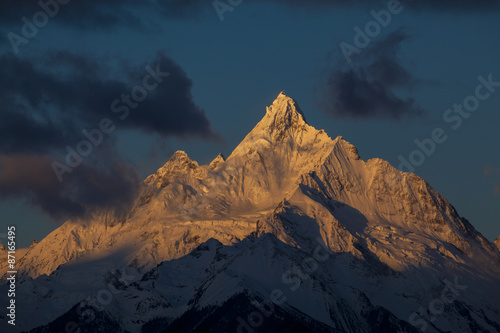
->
[3,92,499,333]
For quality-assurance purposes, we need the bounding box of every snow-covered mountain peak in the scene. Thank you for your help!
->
[168,150,191,163]
[495,236,500,251]
[228,93,325,158]
[265,91,307,129]
[146,150,201,185]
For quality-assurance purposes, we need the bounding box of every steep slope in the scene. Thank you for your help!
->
[258,136,499,279]
[218,91,334,212]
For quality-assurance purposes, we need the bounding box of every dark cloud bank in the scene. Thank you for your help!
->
[317,29,425,120]
[0,51,219,221]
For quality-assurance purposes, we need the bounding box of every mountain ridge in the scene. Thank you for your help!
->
[5,92,499,280]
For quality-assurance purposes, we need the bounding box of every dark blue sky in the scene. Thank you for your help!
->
[0,0,499,247]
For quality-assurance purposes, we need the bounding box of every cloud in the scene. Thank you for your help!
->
[0,153,140,221]
[120,52,221,139]
[0,50,220,220]
[317,29,425,120]
[0,51,219,155]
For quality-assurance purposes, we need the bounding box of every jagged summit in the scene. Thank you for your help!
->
[153,93,313,179]
[265,91,307,128]
[228,92,320,156]
[148,150,200,183]
[169,150,190,161]
[209,153,225,169]
[163,150,199,171]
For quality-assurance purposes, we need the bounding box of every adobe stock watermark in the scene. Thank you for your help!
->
[7,0,71,54]
[339,0,409,63]
[235,237,333,332]
[213,0,243,21]
[405,277,467,332]
[398,74,499,173]
[51,64,170,182]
